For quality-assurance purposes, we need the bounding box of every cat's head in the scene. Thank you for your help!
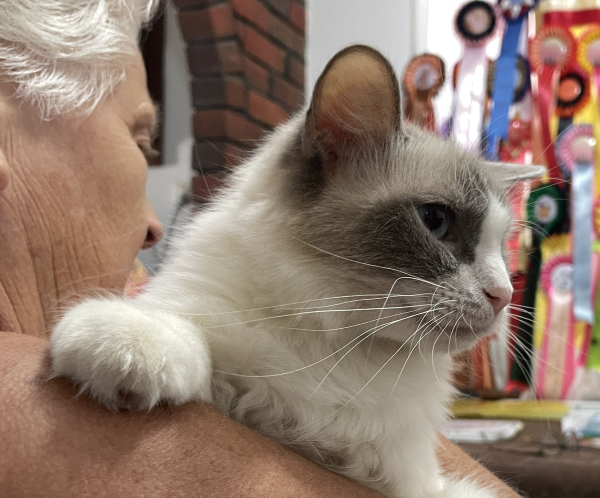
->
[262,46,543,352]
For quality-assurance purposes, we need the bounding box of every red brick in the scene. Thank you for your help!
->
[269,15,304,57]
[249,91,288,127]
[192,76,246,110]
[187,40,242,76]
[230,0,270,31]
[179,4,234,42]
[243,57,270,92]
[289,2,305,32]
[193,140,247,172]
[173,0,222,9]
[224,78,247,109]
[194,109,264,141]
[239,25,285,72]
[285,55,304,88]
[272,76,303,111]
[263,0,290,17]
[192,173,230,203]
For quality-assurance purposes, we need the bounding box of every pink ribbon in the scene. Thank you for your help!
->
[536,66,561,183]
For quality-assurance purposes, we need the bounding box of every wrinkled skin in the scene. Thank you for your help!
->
[0,54,162,336]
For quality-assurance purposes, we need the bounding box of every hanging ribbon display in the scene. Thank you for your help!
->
[511,184,568,387]
[531,26,576,182]
[452,1,498,153]
[403,54,445,132]
[537,255,575,399]
[558,125,596,325]
[485,0,538,160]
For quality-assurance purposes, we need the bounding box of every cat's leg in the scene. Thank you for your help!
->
[380,438,502,498]
[50,297,213,410]
[441,478,501,498]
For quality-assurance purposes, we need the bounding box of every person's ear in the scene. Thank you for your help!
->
[303,45,402,178]
[0,147,10,192]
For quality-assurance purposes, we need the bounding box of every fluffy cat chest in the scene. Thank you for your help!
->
[213,350,453,444]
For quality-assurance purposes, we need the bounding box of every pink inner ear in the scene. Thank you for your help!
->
[314,52,398,143]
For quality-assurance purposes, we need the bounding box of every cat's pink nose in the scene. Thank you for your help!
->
[484,285,513,315]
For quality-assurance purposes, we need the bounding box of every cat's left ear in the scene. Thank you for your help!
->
[303,45,402,173]
[484,162,546,185]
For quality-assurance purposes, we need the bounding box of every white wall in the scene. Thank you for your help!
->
[140,1,193,272]
[306,0,424,95]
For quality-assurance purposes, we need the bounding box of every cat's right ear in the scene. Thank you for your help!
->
[484,162,546,185]
[303,45,402,177]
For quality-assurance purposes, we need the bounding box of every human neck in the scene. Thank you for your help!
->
[0,212,48,335]
[0,172,127,337]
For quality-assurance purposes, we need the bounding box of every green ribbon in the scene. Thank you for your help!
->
[587,241,600,370]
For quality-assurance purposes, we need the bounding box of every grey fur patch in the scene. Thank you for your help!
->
[280,122,493,285]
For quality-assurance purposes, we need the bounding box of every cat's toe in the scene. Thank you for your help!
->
[50,298,213,410]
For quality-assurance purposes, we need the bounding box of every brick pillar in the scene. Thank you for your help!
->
[173,0,306,203]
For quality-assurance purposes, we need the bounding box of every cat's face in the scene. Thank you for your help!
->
[276,46,543,352]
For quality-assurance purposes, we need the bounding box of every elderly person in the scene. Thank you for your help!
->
[0,1,519,497]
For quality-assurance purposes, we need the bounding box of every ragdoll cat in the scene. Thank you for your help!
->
[50,46,543,497]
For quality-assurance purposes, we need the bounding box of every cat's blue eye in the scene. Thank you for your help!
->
[417,204,451,240]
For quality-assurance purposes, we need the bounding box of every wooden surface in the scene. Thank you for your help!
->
[459,421,600,497]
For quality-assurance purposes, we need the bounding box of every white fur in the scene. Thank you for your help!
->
[473,197,513,297]
[51,117,509,497]
[0,0,158,118]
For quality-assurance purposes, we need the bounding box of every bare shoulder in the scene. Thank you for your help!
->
[0,332,381,498]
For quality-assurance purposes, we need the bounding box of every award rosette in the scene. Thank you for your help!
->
[403,54,445,131]
[558,125,596,324]
[485,0,538,160]
[486,55,531,103]
[452,1,499,153]
[537,255,575,399]
[531,25,576,182]
[577,27,600,106]
[527,183,567,235]
[556,66,590,136]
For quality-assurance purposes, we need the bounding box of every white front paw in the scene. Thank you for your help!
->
[50,299,213,410]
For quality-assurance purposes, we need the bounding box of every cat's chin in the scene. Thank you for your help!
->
[447,312,508,353]
[448,328,493,353]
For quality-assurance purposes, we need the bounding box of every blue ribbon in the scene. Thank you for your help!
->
[573,159,595,324]
[485,19,524,160]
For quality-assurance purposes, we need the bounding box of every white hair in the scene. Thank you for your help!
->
[0,0,160,119]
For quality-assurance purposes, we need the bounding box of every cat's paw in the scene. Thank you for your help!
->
[50,299,213,410]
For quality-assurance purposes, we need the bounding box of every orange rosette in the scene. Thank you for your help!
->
[556,64,590,118]
[403,54,445,132]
